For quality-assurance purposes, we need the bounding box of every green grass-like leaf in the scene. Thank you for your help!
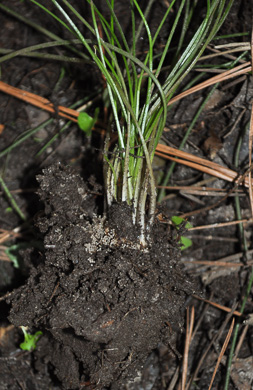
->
[25,0,235,237]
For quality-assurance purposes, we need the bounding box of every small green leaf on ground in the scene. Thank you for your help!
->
[78,112,94,135]
[171,215,192,229]
[180,236,193,251]
[171,216,193,250]
[20,326,43,351]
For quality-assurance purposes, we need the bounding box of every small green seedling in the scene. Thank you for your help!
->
[20,326,43,351]
[179,236,193,251]
[78,108,99,136]
[5,241,44,269]
[78,112,93,135]
[171,216,193,251]
[5,245,19,268]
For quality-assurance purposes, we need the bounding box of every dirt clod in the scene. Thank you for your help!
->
[8,164,194,389]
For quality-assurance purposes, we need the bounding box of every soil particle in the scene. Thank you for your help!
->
[8,164,195,389]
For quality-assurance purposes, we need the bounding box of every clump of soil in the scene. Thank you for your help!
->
[8,164,195,389]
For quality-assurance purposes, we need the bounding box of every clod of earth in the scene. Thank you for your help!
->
[8,164,195,389]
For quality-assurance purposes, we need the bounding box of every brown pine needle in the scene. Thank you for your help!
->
[157,185,244,196]
[233,324,249,361]
[0,249,11,262]
[0,227,21,244]
[155,144,250,187]
[192,295,242,317]
[248,28,253,217]
[183,249,253,268]
[188,218,253,231]
[167,367,180,390]
[182,306,195,390]
[0,81,78,122]
[0,325,15,346]
[167,61,251,107]
[180,165,252,219]
[248,102,253,216]
[183,259,253,268]
[0,124,5,135]
[186,303,238,390]
[208,318,235,390]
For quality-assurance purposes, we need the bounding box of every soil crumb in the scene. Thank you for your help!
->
[8,164,195,389]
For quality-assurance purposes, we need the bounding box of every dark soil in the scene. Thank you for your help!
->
[0,1,253,390]
[8,164,194,389]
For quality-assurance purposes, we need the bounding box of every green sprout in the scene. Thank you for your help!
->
[78,112,94,135]
[171,216,193,251]
[20,326,43,351]
[171,216,192,230]
[5,241,44,269]
[77,108,99,136]
[0,175,26,221]
[180,236,193,251]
